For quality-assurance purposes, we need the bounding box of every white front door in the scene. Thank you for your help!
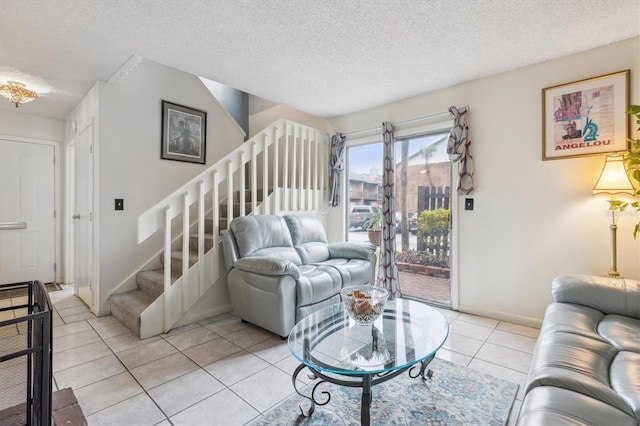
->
[75,122,94,307]
[0,140,55,284]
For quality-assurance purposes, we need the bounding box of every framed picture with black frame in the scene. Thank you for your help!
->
[161,100,207,164]
[542,70,629,160]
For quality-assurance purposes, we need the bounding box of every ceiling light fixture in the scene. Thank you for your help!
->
[0,81,38,107]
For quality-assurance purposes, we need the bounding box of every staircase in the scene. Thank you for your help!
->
[109,189,266,336]
[108,120,329,338]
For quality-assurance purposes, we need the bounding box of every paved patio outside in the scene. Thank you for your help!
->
[398,271,451,306]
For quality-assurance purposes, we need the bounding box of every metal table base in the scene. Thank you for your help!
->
[292,356,435,426]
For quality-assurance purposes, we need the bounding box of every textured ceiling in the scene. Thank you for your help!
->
[1,0,639,120]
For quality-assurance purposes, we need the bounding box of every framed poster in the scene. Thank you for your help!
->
[161,100,207,164]
[542,70,629,160]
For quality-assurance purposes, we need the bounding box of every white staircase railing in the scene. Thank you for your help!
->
[135,119,329,337]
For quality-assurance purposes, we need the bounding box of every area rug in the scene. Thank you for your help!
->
[251,358,519,426]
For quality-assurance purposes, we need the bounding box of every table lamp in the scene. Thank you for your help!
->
[592,154,635,278]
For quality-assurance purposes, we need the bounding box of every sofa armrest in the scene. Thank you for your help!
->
[552,274,640,319]
[221,230,239,273]
[234,257,300,280]
[328,242,375,260]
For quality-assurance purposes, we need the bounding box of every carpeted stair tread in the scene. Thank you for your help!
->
[189,233,215,252]
[234,188,267,202]
[137,269,180,299]
[165,250,198,262]
[109,290,156,336]
[220,202,254,217]
[201,219,227,234]
[163,250,199,274]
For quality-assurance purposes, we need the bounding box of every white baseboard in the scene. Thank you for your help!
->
[457,304,543,328]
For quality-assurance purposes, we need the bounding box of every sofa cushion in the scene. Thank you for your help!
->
[296,265,342,307]
[315,258,374,286]
[284,215,330,264]
[526,330,631,415]
[517,386,637,426]
[610,351,640,418]
[539,302,606,342]
[296,293,341,323]
[598,314,640,352]
[230,216,301,265]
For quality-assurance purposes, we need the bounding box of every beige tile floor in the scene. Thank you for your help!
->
[40,285,538,425]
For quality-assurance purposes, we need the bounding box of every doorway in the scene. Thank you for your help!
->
[71,121,94,309]
[346,131,452,307]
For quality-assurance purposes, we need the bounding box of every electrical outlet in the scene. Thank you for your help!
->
[465,198,474,211]
[115,198,124,211]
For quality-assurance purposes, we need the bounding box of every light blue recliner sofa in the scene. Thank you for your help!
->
[516,274,640,425]
[221,214,377,338]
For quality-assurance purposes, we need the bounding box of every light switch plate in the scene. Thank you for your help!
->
[465,198,474,210]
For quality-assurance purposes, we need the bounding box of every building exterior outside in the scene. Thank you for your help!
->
[348,170,382,210]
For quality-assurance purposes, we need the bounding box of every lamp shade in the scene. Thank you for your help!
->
[592,154,635,195]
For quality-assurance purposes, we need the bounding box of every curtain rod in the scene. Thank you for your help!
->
[341,106,469,139]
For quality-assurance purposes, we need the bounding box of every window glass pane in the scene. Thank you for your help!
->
[395,132,451,306]
[347,143,382,237]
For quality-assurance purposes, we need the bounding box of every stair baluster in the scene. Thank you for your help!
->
[163,206,171,332]
[197,181,205,297]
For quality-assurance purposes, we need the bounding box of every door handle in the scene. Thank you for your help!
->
[72,214,80,220]
[0,221,27,230]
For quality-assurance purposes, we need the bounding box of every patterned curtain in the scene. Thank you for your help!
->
[376,122,400,297]
[447,106,474,194]
[328,133,346,207]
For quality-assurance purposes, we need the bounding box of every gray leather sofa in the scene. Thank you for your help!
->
[517,274,640,425]
[221,214,377,338]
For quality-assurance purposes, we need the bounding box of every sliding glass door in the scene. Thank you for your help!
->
[346,131,452,307]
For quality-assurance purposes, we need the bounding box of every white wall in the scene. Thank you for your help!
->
[96,59,245,314]
[0,109,64,141]
[330,37,640,325]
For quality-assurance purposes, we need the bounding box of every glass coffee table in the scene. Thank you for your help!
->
[288,298,449,426]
